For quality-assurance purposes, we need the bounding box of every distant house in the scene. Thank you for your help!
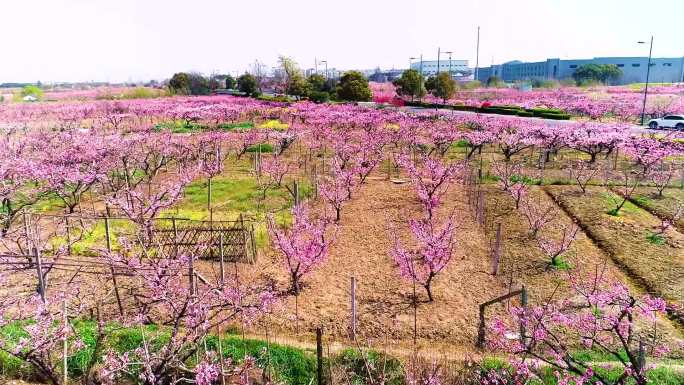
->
[22,95,38,102]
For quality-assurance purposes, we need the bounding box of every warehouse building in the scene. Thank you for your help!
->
[476,57,684,84]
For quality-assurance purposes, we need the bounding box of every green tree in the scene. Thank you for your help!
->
[486,75,504,87]
[169,72,190,94]
[20,85,43,100]
[278,56,306,96]
[427,72,457,103]
[307,74,326,92]
[572,64,622,85]
[335,71,372,101]
[224,74,236,89]
[187,73,211,95]
[393,69,425,101]
[237,73,259,96]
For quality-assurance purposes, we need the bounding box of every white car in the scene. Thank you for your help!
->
[648,114,684,130]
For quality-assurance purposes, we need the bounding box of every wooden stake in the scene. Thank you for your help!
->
[316,328,324,385]
[104,217,124,316]
[217,323,226,385]
[350,276,357,341]
[63,300,68,385]
[491,223,502,276]
[65,216,72,255]
[34,232,46,302]
[219,233,225,287]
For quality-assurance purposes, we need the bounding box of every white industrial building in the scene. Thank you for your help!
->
[410,59,470,77]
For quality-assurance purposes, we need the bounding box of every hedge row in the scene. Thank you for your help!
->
[404,101,571,120]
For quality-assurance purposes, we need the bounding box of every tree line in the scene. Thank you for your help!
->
[167,56,373,102]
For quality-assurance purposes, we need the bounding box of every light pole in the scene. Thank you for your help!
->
[475,26,481,82]
[320,60,328,80]
[444,51,453,78]
[638,37,653,126]
[419,54,424,101]
[437,47,441,74]
[409,57,417,71]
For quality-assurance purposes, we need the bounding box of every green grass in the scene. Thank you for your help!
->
[154,120,208,133]
[245,143,275,153]
[551,256,572,270]
[477,354,684,385]
[511,174,542,185]
[646,232,666,245]
[601,192,645,217]
[49,217,136,255]
[166,175,312,249]
[218,121,255,131]
[205,335,317,385]
[0,320,319,385]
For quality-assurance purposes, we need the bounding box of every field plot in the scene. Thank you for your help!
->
[1,95,684,385]
[545,186,684,303]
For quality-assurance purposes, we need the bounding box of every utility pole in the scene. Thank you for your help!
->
[639,36,654,126]
[445,51,453,78]
[437,47,441,74]
[475,26,481,81]
[419,54,424,99]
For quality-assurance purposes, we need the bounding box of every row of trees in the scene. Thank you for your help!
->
[572,63,623,85]
[393,69,456,102]
[168,72,237,95]
[167,56,373,102]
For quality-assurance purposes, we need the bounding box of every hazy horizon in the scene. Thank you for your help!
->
[2,0,683,84]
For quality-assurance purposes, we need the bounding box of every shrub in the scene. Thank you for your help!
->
[333,349,403,385]
[308,91,330,104]
[217,121,255,131]
[336,71,372,101]
[238,73,260,97]
[245,143,274,153]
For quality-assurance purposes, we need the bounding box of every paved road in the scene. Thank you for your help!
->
[401,106,669,135]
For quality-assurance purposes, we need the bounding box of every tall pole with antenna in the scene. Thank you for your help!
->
[437,47,441,74]
[638,36,653,126]
[475,26,481,81]
[445,51,453,78]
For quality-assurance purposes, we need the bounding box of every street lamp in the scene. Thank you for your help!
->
[409,57,417,71]
[444,51,453,78]
[638,37,653,126]
[437,47,441,74]
[319,60,328,79]
[408,55,424,101]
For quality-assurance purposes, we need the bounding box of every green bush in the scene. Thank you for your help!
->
[245,143,274,153]
[309,91,330,104]
[205,336,316,385]
[218,121,255,131]
[333,349,404,385]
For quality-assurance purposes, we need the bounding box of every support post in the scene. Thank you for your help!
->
[294,180,299,206]
[476,304,486,347]
[520,286,528,346]
[65,216,72,255]
[105,217,124,316]
[217,323,225,385]
[34,234,46,302]
[23,211,31,260]
[350,276,357,341]
[316,327,324,385]
[219,233,225,287]
[491,223,502,276]
[63,299,68,385]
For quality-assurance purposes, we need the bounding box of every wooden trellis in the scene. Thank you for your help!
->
[151,219,256,263]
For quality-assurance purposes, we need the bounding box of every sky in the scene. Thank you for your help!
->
[1,0,683,83]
